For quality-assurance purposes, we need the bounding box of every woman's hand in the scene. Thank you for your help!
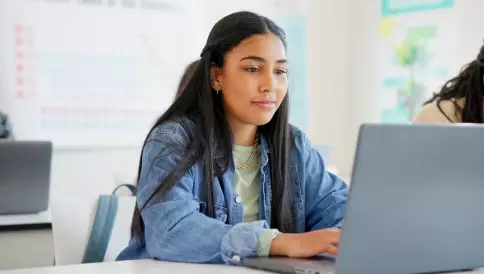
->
[270,228,340,258]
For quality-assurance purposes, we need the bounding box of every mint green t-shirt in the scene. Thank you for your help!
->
[233,145,276,256]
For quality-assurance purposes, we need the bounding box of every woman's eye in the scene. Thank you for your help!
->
[276,69,287,75]
[245,67,259,72]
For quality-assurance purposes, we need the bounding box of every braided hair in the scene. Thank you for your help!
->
[424,43,484,123]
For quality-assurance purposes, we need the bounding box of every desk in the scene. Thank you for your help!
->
[0,210,51,229]
[0,260,483,274]
[0,211,54,270]
[0,260,269,274]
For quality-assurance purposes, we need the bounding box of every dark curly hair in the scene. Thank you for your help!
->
[424,43,484,123]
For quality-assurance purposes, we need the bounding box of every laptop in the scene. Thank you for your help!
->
[244,124,484,274]
[0,141,52,214]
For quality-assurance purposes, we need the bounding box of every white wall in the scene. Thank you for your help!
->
[348,0,381,179]
[307,0,351,180]
[50,147,140,202]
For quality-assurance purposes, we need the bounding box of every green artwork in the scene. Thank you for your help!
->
[379,1,454,123]
[382,0,454,16]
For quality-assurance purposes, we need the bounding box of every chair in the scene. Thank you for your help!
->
[51,184,136,265]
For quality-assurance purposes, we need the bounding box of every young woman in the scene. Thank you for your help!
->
[176,60,199,98]
[414,43,484,124]
[117,11,348,264]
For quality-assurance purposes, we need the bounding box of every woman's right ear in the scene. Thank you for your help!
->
[210,66,223,91]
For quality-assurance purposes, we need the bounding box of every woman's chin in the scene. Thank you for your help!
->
[246,114,277,126]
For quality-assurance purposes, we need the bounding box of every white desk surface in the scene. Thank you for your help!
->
[0,260,483,274]
[0,210,51,227]
[0,260,269,274]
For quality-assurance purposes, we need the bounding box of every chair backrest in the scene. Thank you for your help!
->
[51,185,136,265]
[102,196,136,261]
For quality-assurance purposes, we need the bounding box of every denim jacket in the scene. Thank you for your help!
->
[117,116,348,264]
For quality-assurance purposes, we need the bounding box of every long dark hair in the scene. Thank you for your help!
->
[131,11,294,241]
[176,60,199,97]
[424,43,484,123]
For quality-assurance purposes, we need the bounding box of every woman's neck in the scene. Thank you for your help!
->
[228,118,257,146]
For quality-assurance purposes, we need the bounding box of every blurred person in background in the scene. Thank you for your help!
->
[0,111,13,139]
[414,43,484,124]
[117,11,347,264]
[176,60,199,98]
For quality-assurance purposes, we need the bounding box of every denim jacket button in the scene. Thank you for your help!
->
[232,255,241,262]
[235,196,242,203]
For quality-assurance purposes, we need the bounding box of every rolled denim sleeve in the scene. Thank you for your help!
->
[138,121,267,264]
[302,140,349,231]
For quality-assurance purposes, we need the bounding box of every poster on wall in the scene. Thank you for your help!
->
[379,0,456,123]
[0,0,206,148]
